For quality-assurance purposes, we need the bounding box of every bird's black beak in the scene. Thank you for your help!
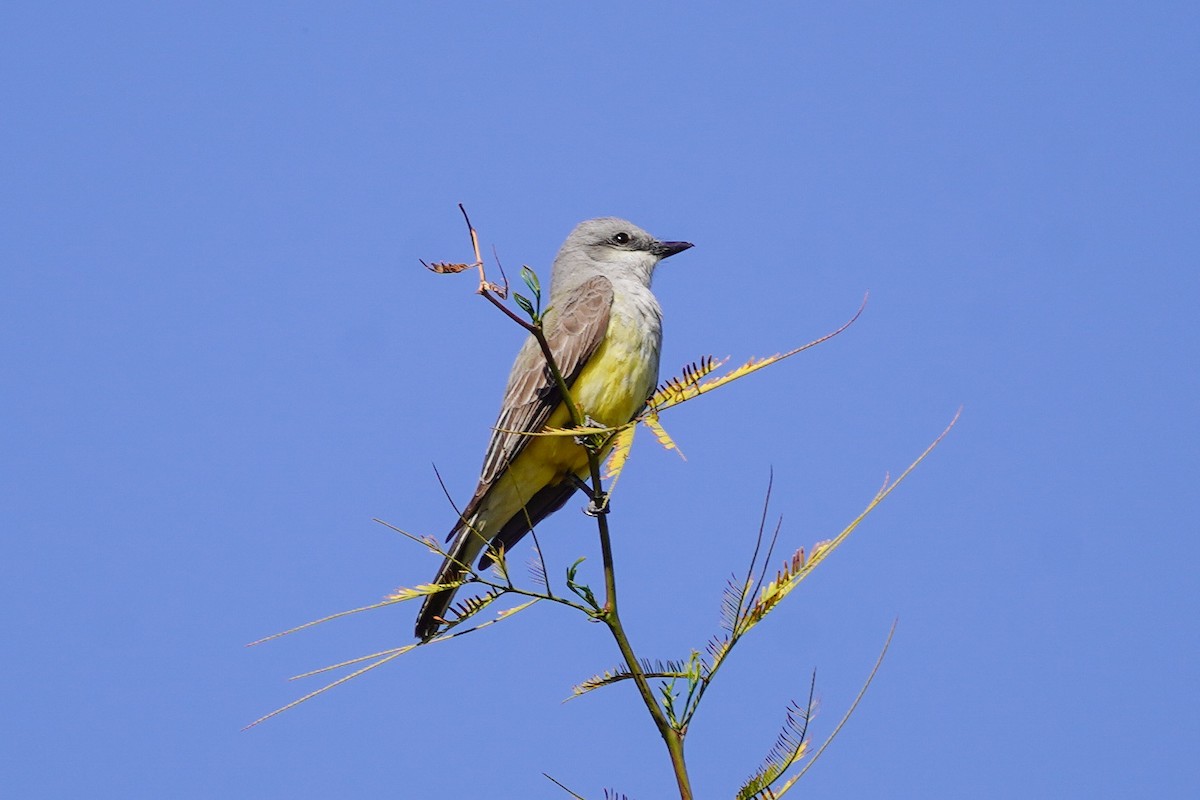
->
[652,240,694,259]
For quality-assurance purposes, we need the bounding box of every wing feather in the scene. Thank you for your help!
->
[477,275,613,488]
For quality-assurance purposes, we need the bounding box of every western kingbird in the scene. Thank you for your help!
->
[415,217,693,640]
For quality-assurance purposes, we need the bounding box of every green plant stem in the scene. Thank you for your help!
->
[593,500,693,800]
[472,579,590,614]
[523,317,694,800]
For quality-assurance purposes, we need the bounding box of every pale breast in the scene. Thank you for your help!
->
[572,286,663,426]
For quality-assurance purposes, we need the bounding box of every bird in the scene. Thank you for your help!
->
[415,217,693,640]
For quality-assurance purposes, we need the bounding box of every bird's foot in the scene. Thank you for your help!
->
[566,473,610,515]
[583,491,610,517]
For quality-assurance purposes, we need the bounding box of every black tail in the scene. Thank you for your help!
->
[413,481,579,640]
[414,518,481,641]
[414,558,466,641]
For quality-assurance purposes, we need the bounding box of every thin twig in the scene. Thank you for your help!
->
[430,462,464,523]
[457,207,692,797]
[528,525,553,596]
[543,773,588,800]
[779,620,898,793]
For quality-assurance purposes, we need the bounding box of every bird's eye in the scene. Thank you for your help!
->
[612,231,631,245]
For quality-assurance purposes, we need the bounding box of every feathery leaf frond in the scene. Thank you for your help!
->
[487,543,511,584]
[738,408,960,637]
[769,622,897,797]
[736,676,818,800]
[243,645,415,730]
[569,659,693,700]
[603,422,637,482]
[444,588,506,626]
[497,422,623,438]
[245,596,407,647]
[643,298,866,418]
[495,600,537,622]
[527,553,549,590]
[386,581,465,603]
[648,355,726,408]
[246,597,539,729]
[704,633,732,673]
[644,412,685,459]
[289,644,418,681]
[740,544,819,632]
[719,574,754,633]
[372,517,448,557]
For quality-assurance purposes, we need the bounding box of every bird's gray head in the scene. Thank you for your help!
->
[550,217,693,293]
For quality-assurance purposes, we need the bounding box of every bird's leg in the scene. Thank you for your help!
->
[565,473,591,493]
[567,415,611,515]
[566,473,610,516]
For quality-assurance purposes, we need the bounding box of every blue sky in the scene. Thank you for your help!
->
[3,2,1197,797]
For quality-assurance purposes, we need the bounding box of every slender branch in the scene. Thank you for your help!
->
[527,526,554,596]
[529,317,691,796]
[680,512,783,729]
[732,469,775,632]
[592,498,693,798]
[542,773,588,800]
[456,204,532,331]
[480,287,537,333]
[471,576,591,615]
[777,620,899,795]
[463,209,693,797]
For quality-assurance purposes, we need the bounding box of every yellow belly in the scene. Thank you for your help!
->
[474,313,659,531]
[570,313,659,428]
